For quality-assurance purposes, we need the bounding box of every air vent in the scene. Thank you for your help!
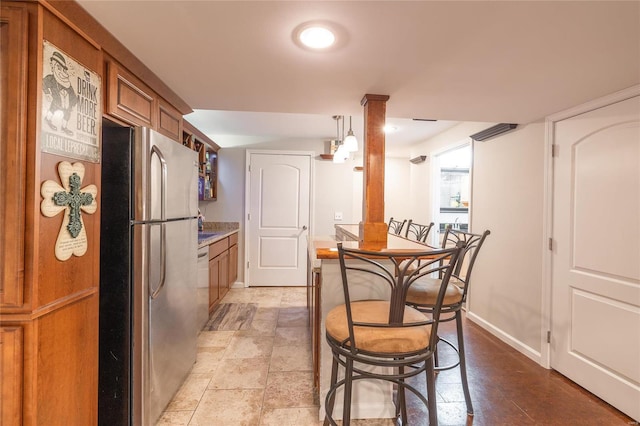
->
[470,123,517,141]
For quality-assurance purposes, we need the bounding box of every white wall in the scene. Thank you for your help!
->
[469,122,545,358]
[403,121,546,362]
[383,157,412,224]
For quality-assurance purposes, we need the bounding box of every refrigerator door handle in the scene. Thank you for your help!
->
[150,144,167,221]
[150,222,167,300]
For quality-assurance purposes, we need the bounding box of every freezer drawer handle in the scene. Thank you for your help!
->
[150,222,167,299]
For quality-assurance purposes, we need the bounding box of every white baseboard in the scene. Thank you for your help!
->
[466,311,545,366]
[231,281,245,289]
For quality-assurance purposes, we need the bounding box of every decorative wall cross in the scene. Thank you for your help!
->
[52,172,94,238]
[41,161,98,261]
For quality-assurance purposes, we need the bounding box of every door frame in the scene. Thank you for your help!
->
[243,149,315,287]
[541,84,640,369]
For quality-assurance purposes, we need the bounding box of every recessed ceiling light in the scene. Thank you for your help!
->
[384,125,398,133]
[293,21,346,52]
[299,26,335,49]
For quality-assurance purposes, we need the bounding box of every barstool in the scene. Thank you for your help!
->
[405,226,490,416]
[405,220,435,244]
[387,217,407,235]
[323,242,463,425]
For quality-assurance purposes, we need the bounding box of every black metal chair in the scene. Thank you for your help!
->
[405,220,435,244]
[324,242,463,425]
[405,226,490,416]
[387,217,406,235]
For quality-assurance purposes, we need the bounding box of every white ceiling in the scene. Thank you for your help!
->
[77,1,639,152]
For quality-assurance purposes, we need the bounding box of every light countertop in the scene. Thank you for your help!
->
[198,222,239,248]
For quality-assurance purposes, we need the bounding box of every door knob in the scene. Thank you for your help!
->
[302,225,308,230]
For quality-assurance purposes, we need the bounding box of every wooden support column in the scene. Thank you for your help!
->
[359,94,390,243]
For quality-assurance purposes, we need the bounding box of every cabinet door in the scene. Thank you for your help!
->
[1,326,23,426]
[219,251,229,300]
[106,60,156,127]
[209,257,220,312]
[0,5,28,309]
[228,244,238,286]
[157,98,182,141]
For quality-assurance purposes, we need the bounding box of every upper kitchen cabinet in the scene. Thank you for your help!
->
[106,60,155,127]
[183,120,219,201]
[158,98,183,141]
[105,59,183,141]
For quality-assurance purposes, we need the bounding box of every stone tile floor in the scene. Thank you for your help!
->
[157,287,632,425]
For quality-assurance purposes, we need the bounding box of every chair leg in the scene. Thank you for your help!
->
[398,365,408,424]
[455,311,473,416]
[324,353,339,426]
[342,357,354,425]
[426,358,438,426]
[433,335,440,369]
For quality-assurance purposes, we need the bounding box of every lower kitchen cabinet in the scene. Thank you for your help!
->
[228,233,238,287]
[207,231,238,313]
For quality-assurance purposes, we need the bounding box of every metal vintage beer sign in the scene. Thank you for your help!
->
[41,40,102,163]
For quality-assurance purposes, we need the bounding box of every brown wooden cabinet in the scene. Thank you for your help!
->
[206,232,238,312]
[1,2,103,424]
[1,326,24,426]
[228,233,238,286]
[106,60,156,127]
[1,2,28,311]
[157,97,183,141]
[105,59,184,142]
[1,1,196,424]
[208,237,229,312]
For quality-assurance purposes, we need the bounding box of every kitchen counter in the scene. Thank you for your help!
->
[198,221,239,248]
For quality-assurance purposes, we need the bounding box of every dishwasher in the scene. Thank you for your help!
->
[197,246,210,331]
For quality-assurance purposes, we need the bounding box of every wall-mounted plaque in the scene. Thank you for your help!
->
[41,40,101,163]
[41,162,98,261]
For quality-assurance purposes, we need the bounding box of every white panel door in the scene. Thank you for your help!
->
[248,153,310,286]
[551,95,640,421]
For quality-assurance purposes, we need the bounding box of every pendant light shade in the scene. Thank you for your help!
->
[343,116,358,152]
[332,144,349,163]
[330,115,356,163]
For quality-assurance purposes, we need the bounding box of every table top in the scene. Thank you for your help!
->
[311,225,435,260]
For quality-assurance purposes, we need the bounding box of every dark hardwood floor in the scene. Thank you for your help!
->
[407,314,635,425]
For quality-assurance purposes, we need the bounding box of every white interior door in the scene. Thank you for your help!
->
[551,94,640,421]
[247,152,310,286]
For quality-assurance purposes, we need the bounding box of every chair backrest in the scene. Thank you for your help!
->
[337,242,463,353]
[387,217,407,235]
[404,220,435,243]
[440,226,490,302]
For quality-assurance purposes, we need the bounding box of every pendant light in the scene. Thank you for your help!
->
[333,144,349,163]
[343,116,358,152]
[332,115,349,163]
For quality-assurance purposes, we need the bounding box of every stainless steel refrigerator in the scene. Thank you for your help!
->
[99,123,199,425]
